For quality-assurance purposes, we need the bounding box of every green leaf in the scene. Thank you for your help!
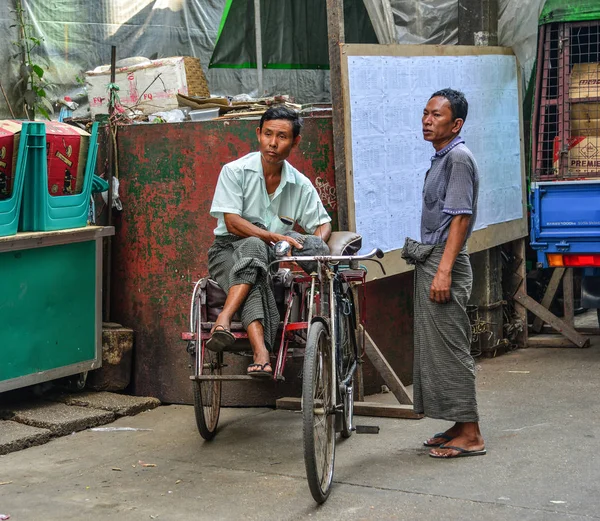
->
[37,106,50,120]
[32,64,44,78]
[41,96,54,113]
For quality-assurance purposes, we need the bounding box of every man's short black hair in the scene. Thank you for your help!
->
[259,106,303,138]
[430,88,468,122]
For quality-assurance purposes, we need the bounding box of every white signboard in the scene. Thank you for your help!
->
[348,54,523,253]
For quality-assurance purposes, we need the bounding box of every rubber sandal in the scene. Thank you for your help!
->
[429,445,487,458]
[247,362,273,378]
[206,325,235,352]
[423,432,453,447]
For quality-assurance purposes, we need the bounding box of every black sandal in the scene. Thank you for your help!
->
[206,325,235,352]
[247,362,273,378]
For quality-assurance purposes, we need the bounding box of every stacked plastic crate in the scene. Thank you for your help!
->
[0,121,99,237]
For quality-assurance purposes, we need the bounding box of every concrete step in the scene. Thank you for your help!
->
[49,391,161,417]
[0,402,115,437]
[0,421,52,456]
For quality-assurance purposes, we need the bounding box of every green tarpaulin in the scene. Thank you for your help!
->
[209,0,378,70]
[540,0,600,25]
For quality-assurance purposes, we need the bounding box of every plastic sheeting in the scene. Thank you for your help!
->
[391,0,458,44]
[0,0,553,119]
[209,0,377,69]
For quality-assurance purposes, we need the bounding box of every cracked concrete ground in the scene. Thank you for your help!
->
[1,337,599,521]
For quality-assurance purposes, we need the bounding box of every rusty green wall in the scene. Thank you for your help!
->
[111,117,414,404]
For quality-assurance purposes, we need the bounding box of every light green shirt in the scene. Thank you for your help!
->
[210,152,331,236]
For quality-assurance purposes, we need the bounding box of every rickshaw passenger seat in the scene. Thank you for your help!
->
[204,269,294,324]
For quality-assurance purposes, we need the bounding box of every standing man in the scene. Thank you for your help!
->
[402,89,486,458]
[208,106,332,377]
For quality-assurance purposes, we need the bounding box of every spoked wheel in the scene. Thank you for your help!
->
[338,287,359,439]
[303,321,336,504]
[190,292,222,441]
[192,348,222,440]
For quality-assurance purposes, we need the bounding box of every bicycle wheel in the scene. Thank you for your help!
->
[192,348,222,440]
[190,294,222,441]
[338,287,358,439]
[303,321,336,504]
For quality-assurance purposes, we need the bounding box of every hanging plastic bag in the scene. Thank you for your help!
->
[101,176,123,211]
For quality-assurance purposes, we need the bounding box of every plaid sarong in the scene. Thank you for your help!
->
[208,231,329,352]
[402,237,479,422]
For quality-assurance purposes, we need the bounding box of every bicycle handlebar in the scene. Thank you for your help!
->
[271,248,384,265]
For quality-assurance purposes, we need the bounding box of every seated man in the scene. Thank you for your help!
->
[208,106,332,377]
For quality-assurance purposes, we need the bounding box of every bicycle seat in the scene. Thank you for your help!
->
[327,231,362,256]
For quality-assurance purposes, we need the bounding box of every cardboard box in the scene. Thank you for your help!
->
[571,102,600,135]
[85,56,210,117]
[44,122,90,196]
[554,135,600,175]
[0,120,22,200]
[570,63,600,100]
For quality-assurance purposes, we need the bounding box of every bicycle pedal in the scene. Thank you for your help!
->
[355,425,380,434]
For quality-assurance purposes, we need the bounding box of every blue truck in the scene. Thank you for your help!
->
[530,3,600,319]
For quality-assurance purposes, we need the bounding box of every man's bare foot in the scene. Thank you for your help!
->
[247,347,272,376]
[210,315,231,336]
[429,433,485,458]
[424,425,462,447]
[249,347,270,368]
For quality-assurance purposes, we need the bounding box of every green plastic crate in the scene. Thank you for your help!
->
[19,121,99,232]
[0,123,28,237]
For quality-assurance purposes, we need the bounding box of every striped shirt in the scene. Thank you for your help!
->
[420,137,479,245]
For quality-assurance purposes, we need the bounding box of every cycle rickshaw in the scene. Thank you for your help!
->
[181,231,384,503]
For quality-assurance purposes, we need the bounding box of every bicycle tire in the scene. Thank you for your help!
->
[338,287,358,439]
[191,296,222,441]
[302,320,336,504]
[192,349,222,441]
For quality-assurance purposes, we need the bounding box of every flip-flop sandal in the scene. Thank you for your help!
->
[429,445,487,458]
[423,432,453,447]
[247,362,273,378]
[206,325,235,352]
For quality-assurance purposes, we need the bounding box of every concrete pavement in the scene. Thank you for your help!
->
[1,339,600,521]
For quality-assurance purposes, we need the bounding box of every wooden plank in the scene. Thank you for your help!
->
[352,286,365,402]
[562,268,575,326]
[540,325,600,336]
[342,43,515,58]
[512,238,528,348]
[513,292,590,348]
[527,334,577,348]
[0,226,115,253]
[326,0,350,231]
[275,397,422,419]
[359,326,413,405]
[532,268,565,333]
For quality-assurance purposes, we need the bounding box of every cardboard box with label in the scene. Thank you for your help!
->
[85,56,210,117]
[555,135,600,175]
[45,122,90,196]
[0,120,23,200]
[570,63,600,101]
[570,102,600,135]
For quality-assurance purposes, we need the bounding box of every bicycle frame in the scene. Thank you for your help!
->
[271,248,380,405]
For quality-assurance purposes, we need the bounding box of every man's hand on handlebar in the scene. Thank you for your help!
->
[270,233,303,250]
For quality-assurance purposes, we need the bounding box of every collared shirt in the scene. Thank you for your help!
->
[420,136,479,245]
[210,152,331,236]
